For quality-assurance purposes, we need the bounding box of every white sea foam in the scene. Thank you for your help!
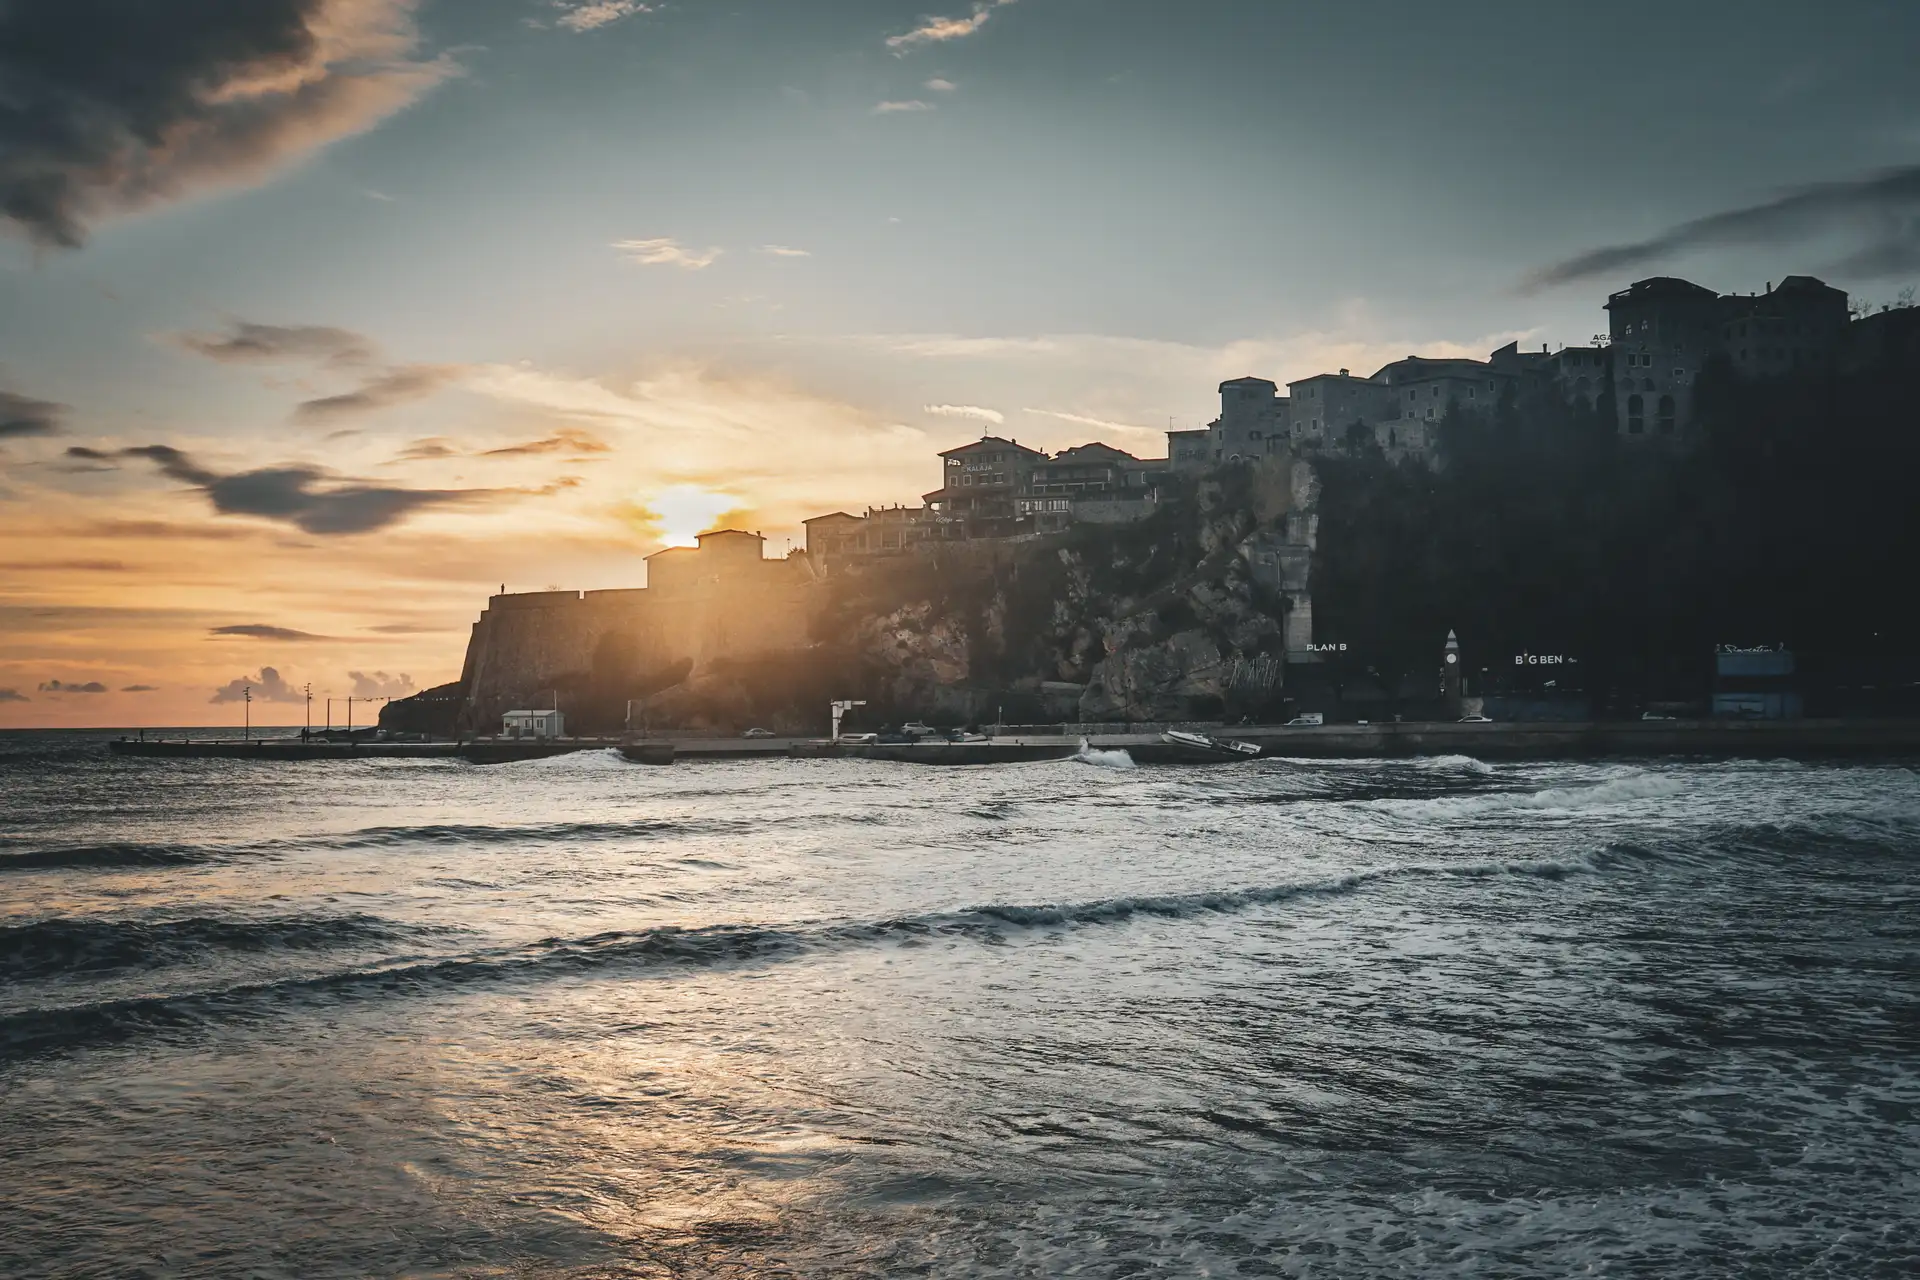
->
[1381,771,1685,819]
[1422,753,1495,774]
[497,747,628,771]
[1072,739,1136,770]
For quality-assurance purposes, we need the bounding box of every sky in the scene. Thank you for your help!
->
[3,0,1918,727]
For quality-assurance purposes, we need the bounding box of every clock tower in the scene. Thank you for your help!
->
[1442,628,1462,715]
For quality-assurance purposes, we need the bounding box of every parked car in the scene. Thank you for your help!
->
[1458,715,1493,723]
[742,727,774,738]
[1640,711,1676,721]
[838,732,878,745]
[1285,714,1324,727]
[900,721,937,735]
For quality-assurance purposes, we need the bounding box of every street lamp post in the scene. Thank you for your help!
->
[243,684,251,741]
[304,683,312,739]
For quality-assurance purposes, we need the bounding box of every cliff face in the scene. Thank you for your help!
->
[813,454,1315,725]
[441,453,1318,734]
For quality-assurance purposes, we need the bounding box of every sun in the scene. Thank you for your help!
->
[644,485,744,548]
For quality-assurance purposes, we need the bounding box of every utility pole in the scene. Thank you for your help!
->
[243,684,251,741]
[304,683,312,739]
[346,696,353,737]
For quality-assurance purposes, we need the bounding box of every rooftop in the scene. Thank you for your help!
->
[939,435,1047,460]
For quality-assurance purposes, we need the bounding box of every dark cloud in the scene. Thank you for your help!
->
[211,624,332,641]
[121,684,158,692]
[0,0,450,248]
[294,363,464,421]
[1531,164,1920,289]
[0,388,67,438]
[349,670,414,698]
[210,666,304,704]
[168,322,378,367]
[113,444,488,534]
[39,679,108,694]
[481,427,612,457]
[0,688,27,703]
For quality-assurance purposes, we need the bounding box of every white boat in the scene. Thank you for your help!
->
[1159,730,1262,763]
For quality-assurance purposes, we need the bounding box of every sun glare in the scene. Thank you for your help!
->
[646,485,743,548]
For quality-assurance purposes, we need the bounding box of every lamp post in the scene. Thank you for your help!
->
[303,683,312,739]
[243,684,251,741]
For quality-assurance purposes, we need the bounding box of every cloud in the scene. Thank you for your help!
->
[0,388,67,438]
[121,685,158,693]
[887,1,1018,51]
[167,322,378,367]
[0,688,26,703]
[613,237,723,269]
[294,363,465,421]
[551,1,652,31]
[210,666,304,704]
[873,100,935,114]
[0,559,127,572]
[925,403,1004,424]
[0,0,453,248]
[349,670,415,698]
[211,624,332,642]
[115,444,496,535]
[759,244,811,257]
[39,679,109,694]
[1529,163,1920,288]
[1025,408,1146,435]
[924,78,957,93]
[393,437,458,461]
[480,427,611,457]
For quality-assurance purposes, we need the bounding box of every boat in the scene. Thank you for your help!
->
[1157,729,1263,763]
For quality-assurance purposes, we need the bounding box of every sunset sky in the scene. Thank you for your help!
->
[3,0,1918,726]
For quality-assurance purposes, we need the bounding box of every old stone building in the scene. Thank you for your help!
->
[1605,274,1851,438]
[459,529,813,730]
[1016,442,1159,531]
[922,436,1048,536]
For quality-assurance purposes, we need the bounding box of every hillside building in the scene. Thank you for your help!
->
[923,436,1047,536]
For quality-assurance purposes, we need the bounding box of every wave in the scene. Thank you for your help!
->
[335,818,704,847]
[1420,754,1495,775]
[1379,771,1685,818]
[0,817,732,873]
[1073,741,1137,770]
[0,842,221,872]
[0,855,1604,1066]
[0,912,433,981]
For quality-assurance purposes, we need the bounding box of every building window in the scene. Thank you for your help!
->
[1627,394,1644,435]
[1643,378,1655,392]
[1673,368,1684,379]
[1657,394,1676,435]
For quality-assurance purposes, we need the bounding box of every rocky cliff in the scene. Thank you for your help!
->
[419,452,1317,735]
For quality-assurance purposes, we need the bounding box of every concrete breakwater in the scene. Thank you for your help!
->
[107,717,1920,765]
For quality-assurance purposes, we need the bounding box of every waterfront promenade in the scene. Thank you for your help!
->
[105,717,1920,764]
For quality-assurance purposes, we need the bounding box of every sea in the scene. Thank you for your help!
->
[2,730,1916,1279]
